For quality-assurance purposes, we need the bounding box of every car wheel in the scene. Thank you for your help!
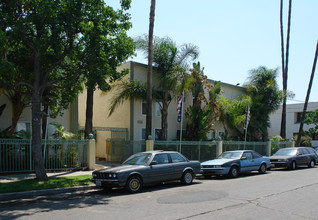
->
[289,161,296,170]
[259,163,267,174]
[181,170,194,184]
[126,176,142,193]
[308,160,315,168]
[228,166,239,178]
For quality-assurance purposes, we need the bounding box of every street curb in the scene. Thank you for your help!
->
[0,185,99,202]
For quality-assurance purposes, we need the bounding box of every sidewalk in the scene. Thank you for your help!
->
[0,161,117,202]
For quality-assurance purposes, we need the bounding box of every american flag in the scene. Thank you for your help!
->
[244,104,250,130]
[177,94,183,123]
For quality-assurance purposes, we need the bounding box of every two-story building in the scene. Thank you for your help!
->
[268,102,318,146]
[0,61,247,159]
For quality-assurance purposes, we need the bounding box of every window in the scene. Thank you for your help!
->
[242,152,253,160]
[218,132,225,139]
[211,131,216,139]
[16,121,32,135]
[295,112,311,123]
[252,152,261,159]
[155,102,162,117]
[152,154,169,164]
[170,153,186,163]
[142,101,147,115]
[155,129,162,140]
[141,128,146,140]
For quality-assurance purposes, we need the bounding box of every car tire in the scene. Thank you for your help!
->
[259,163,267,174]
[308,160,315,168]
[289,161,296,170]
[181,170,194,184]
[126,176,142,193]
[228,166,239,178]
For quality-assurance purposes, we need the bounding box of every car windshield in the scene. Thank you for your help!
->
[217,152,242,159]
[274,149,297,156]
[122,153,152,165]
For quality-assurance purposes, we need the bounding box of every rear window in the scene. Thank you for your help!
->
[170,153,186,163]
[252,152,262,159]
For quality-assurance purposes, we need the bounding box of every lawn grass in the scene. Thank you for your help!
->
[0,175,92,194]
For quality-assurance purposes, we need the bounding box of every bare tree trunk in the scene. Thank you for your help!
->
[145,0,156,140]
[85,88,94,139]
[279,0,286,139]
[280,0,292,139]
[296,40,318,146]
[32,53,48,181]
[160,90,168,140]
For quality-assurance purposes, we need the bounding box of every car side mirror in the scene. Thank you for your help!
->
[150,161,158,166]
[241,157,247,160]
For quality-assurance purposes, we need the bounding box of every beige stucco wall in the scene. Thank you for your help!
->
[0,93,73,134]
[127,62,248,141]
[77,62,132,158]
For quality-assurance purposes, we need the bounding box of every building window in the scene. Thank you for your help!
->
[218,132,225,139]
[141,128,146,140]
[295,112,311,123]
[16,121,32,136]
[155,102,162,117]
[142,101,147,115]
[211,131,216,139]
[155,129,162,140]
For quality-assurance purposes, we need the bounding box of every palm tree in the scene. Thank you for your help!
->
[146,0,156,140]
[246,66,282,141]
[135,35,199,140]
[280,0,293,139]
[218,94,251,140]
[296,40,318,146]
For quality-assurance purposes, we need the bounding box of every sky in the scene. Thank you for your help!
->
[110,0,318,104]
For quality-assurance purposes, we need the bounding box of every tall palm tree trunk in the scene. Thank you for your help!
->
[146,0,156,140]
[160,90,169,140]
[280,0,286,138]
[280,0,292,139]
[85,88,94,139]
[296,40,318,146]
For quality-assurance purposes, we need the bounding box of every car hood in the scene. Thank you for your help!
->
[201,158,237,165]
[96,165,145,173]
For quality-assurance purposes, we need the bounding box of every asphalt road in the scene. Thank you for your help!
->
[1,167,318,220]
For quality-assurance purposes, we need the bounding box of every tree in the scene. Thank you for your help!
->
[296,40,318,146]
[280,0,293,139]
[218,95,251,140]
[80,1,135,139]
[184,62,221,141]
[0,0,133,180]
[145,0,156,140]
[0,31,32,134]
[135,35,199,140]
[303,109,318,141]
[245,66,282,141]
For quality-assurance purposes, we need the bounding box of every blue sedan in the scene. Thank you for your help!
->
[201,150,271,178]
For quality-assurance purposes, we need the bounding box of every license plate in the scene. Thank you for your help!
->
[96,181,101,186]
